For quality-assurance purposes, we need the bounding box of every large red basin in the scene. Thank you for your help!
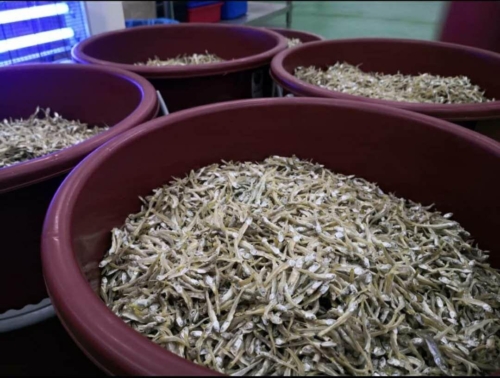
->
[72,23,287,113]
[42,98,499,375]
[0,64,158,318]
[271,38,500,122]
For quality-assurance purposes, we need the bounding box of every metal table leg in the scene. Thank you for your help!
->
[286,1,292,28]
[163,1,175,19]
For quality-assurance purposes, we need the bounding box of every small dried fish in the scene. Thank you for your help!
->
[135,52,225,66]
[0,107,108,169]
[101,156,500,376]
[287,38,303,48]
[294,62,494,104]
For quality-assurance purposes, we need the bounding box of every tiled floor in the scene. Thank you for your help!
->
[253,1,447,41]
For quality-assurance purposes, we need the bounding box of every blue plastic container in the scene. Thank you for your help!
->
[125,18,179,28]
[221,1,248,20]
[187,1,220,9]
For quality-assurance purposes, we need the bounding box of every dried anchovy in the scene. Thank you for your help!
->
[294,62,494,104]
[0,107,108,169]
[135,52,225,67]
[100,156,500,376]
[287,38,303,48]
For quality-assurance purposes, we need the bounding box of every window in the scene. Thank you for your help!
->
[0,1,89,66]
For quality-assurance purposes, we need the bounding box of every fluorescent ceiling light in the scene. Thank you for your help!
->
[0,27,75,53]
[0,46,72,66]
[0,3,69,24]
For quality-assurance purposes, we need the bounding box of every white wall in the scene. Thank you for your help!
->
[122,1,157,20]
[84,1,125,36]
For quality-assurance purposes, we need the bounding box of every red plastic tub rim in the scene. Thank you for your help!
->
[42,97,500,376]
[270,38,500,121]
[268,27,325,43]
[0,64,158,194]
[72,23,288,79]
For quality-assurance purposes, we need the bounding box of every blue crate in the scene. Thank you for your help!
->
[187,1,221,9]
[125,18,179,28]
[221,1,248,20]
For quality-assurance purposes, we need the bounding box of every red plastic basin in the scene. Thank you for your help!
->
[0,64,158,315]
[271,38,500,122]
[42,98,500,375]
[72,24,287,112]
[439,1,500,54]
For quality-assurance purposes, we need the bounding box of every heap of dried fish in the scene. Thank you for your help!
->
[0,107,108,169]
[287,38,303,48]
[135,52,225,67]
[294,62,494,104]
[100,156,500,376]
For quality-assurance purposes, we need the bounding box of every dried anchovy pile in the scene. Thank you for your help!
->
[135,52,225,67]
[287,38,303,48]
[0,107,108,169]
[294,62,494,104]
[100,156,500,376]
